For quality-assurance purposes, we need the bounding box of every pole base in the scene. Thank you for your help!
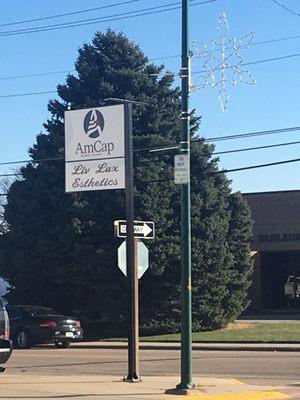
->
[123,374,142,383]
[165,384,205,396]
[176,382,196,389]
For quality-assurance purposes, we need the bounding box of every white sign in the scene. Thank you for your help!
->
[114,220,155,239]
[65,105,125,192]
[118,241,149,279]
[174,154,190,184]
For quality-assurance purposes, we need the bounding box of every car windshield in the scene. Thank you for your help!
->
[288,276,300,283]
[25,307,58,317]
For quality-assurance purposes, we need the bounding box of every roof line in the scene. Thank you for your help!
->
[243,189,300,195]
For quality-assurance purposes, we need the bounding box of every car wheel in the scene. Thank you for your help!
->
[15,329,31,349]
[54,341,70,348]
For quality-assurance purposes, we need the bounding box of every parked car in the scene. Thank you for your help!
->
[0,299,12,371]
[284,275,300,301]
[6,305,83,349]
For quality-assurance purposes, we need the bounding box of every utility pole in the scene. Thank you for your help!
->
[177,0,194,390]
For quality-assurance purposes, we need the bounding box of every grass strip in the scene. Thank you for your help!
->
[140,322,300,343]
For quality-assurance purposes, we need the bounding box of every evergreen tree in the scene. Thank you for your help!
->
[223,193,253,322]
[0,30,252,333]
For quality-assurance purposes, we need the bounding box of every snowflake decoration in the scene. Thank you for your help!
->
[192,13,256,111]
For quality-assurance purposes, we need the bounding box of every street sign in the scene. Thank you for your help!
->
[118,240,149,279]
[114,220,155,239]
[174,154,189,184]
[64,105,125,192]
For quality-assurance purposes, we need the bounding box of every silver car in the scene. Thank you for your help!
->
[0,299,12,372]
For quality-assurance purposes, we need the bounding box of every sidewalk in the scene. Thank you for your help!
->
[0,373,298,400]
[73,341,300,352]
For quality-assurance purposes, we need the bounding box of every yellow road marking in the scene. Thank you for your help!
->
[171,391,289,400]
[227,378,245,385]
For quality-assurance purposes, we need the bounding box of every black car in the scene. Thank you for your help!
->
[7,305,83,349]
[0,299,12,371]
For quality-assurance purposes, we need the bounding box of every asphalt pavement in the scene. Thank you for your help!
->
[1,342,300,399]
[73,340,300,352]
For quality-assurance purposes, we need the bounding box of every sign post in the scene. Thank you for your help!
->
[64,99,143,382]
[124,101,140,382]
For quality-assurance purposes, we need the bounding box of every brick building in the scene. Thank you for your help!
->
[244,190,300,311]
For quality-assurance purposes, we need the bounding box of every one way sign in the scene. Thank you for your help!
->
[114,220,155,239]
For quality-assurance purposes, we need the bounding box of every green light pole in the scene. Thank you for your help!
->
[177,0,194,390]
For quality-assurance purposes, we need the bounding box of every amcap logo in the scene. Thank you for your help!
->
[83,109,105,139]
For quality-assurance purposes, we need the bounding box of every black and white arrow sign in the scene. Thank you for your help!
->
[114,220,155,239]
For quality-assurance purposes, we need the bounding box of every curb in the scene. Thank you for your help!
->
[73,342,300,352]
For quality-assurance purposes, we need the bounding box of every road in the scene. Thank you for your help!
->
[4,346,300,386]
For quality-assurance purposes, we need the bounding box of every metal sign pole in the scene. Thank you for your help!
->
[177,0,194,390]
[134,238,139,375]
[124,101,140,382]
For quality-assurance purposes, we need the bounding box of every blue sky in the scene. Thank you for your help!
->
[0,0,300,193]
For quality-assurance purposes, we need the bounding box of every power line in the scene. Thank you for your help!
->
[0,157,63,167]
[0,90,56,99]
[1,49,300,98]
[271,0,300,19]
[0,0,144,27]
[205,126,300,142]
[144,156,300,183]
[0,189,64,197]
[242,52,300,66]
[192,51,300,76]
[0,2,185,35]
[2,34,300,83]
[0,69,76,81]
[134,126,300,153]
[137,140,300,166]
[0,0,298,44]
[214,140,300,155]
[0,1,219,37]
[2,138,300,169]
[252,33,300,47]
[153,34,300,62]
[0,56,176,81]
[134,145,178,153]
[0,173,22,178]
[1,155,300,194]
[150,54,181,61]
[218,157,300,174]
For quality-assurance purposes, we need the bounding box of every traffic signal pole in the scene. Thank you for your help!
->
[177,0,194,389]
